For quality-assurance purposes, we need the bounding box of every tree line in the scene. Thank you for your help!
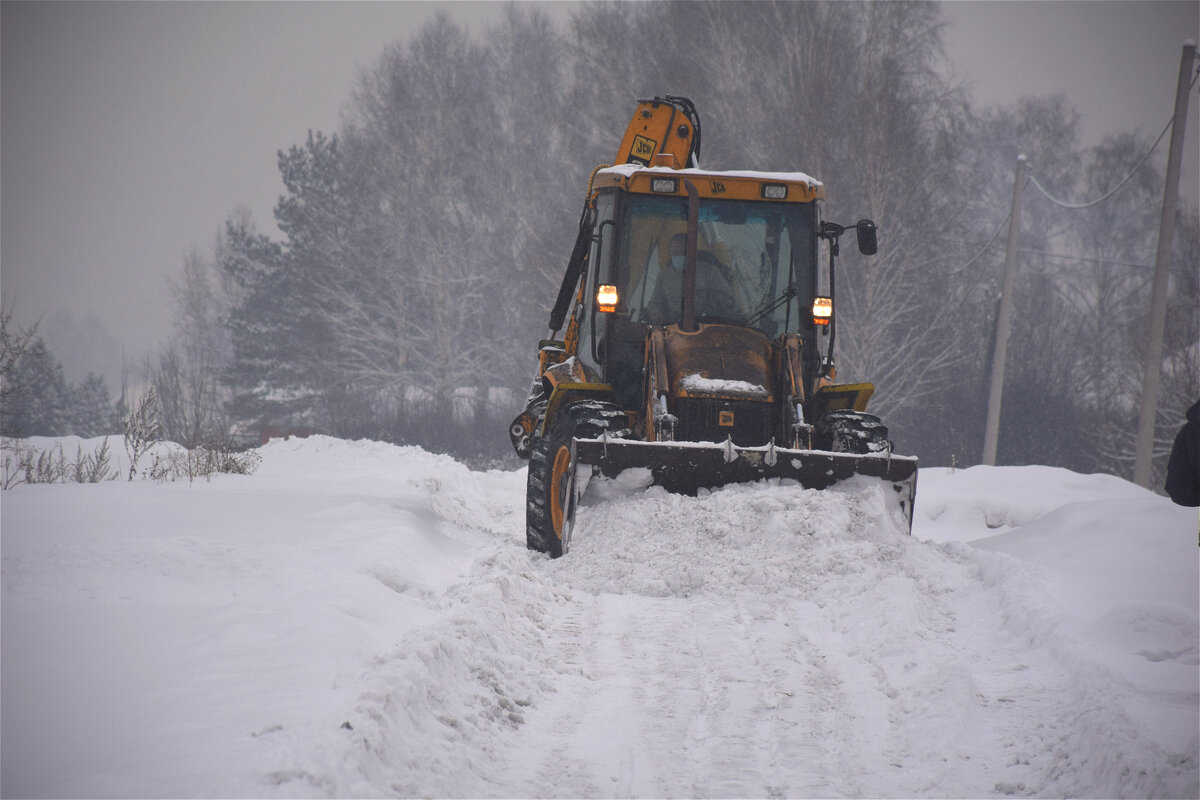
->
[3,1,1196,484]
[1,307,121,438]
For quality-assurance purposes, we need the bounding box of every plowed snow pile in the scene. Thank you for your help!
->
[2,435,1197,798]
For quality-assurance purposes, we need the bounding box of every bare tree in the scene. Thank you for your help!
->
[332,12,576,448]
[153,246,234,447]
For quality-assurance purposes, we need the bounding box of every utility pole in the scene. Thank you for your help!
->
[1134,41,1196,488]
[983,155,1026,466]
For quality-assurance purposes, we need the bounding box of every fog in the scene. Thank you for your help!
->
[2,1,1196,371]
[1,1,516,379]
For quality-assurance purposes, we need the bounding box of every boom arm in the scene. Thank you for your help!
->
[550,96,702,335]
[548,205,593,335]
[616,96,701,168]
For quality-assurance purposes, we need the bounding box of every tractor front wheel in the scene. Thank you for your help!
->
[815,409,890,454]
[526,401,627,558]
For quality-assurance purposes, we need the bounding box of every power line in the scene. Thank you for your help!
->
[1026,63,1200,210]
[1027,119,1171,209]
[938,239,1156,270]
[1018,248,1154,270]
[953,111,1173,272]
[954,58,1199,274]
[949,197,1021,275]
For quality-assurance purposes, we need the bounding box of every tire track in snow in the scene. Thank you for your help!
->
[506,591,849,798]
[519,592,613,798]
[501,482,893,798]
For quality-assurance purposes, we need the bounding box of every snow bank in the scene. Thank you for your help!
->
[914,463,1156,541]
[972,496,1198,785]
[917,463,1199,797]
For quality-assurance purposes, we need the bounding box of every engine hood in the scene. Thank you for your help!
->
[662,323,774,403]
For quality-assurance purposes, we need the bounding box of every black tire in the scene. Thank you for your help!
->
[815,409,890,454]
[526,401,627,558]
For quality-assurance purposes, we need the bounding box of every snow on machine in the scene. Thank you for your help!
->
[509,96,917,557]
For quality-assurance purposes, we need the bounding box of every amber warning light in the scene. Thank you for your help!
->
[813,296,832,325]
[597,284,619,313]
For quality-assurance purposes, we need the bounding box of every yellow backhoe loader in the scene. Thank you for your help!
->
[509,96,917,557]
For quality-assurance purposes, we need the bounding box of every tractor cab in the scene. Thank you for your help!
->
[576,165,827,413]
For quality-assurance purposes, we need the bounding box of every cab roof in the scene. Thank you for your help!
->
[594,163,826,203]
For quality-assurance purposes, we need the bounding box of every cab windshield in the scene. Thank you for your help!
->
[612,194,816,338]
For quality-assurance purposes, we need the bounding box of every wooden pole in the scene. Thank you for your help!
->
[1134,41,1195,487]
[983,155,1026,466]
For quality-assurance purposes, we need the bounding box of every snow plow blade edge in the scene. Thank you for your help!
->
[574,438,918,532]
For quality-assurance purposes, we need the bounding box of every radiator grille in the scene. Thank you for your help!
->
[674,398,773,447]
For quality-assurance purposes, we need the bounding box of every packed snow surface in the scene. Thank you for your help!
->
[2,436,1197,798]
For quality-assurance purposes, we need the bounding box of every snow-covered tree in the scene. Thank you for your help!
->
[70,373,120,437]
[1,337,71,436]
[1,306,40,405]
[221,207,323,430]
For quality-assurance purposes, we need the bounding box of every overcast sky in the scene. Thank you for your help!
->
[2,1,1198,361]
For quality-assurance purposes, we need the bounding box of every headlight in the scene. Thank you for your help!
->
[812,296,832,325]
[597,284,619,313]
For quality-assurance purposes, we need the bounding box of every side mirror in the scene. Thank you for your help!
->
[856,219,878,256]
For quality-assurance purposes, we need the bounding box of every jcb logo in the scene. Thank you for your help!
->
[710,180,727,194]
[632,135,657,158]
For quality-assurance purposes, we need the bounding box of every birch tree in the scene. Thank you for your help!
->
[152,247,235,447]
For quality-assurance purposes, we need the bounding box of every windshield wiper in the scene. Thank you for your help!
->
[747,284,796,326]
[747,248,799,328]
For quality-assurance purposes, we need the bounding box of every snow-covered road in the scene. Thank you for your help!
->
[2,436,1197,797]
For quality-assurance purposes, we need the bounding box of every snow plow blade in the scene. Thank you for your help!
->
[574,438,918,532]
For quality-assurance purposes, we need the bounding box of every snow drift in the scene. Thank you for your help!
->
[2,436,1196,797]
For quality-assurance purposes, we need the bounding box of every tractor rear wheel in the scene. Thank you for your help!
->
[815,409,890,454]
[526,401,627,558]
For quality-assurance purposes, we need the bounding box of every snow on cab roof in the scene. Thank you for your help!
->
[597,162,824,187]
[595,163,825,202]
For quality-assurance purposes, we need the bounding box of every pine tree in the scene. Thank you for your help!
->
[221,210,319,428]
[70,373,120,437]
[1,338,71,436]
